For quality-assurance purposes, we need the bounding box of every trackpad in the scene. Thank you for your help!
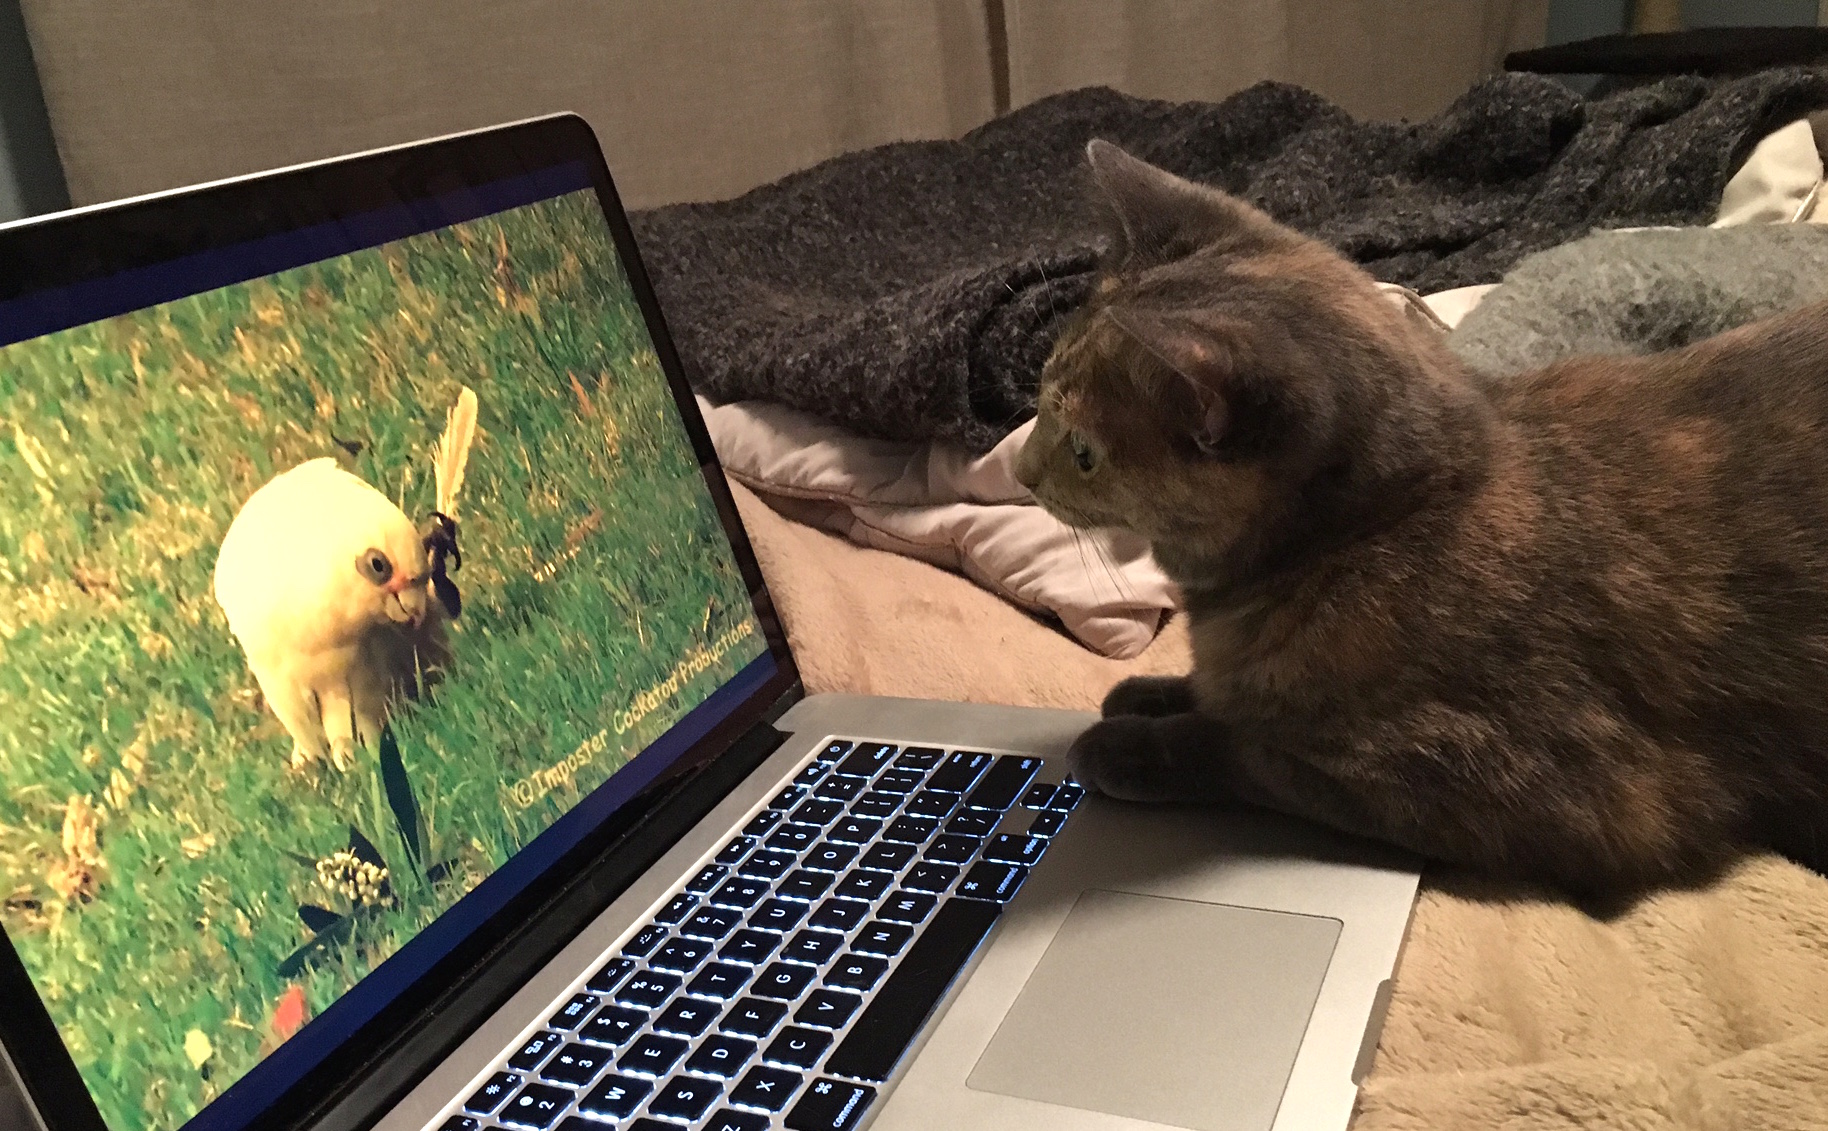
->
[967,890,1341,1131]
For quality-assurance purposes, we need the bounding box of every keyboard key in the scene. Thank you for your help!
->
[716,836,756,866]
[1026,809,1067,838]
[813,776,865,803]
[903,790,958,819]
[767,824,820,853]
[966,756,1042,812]
[957,861,1029,902]
[751,898,808,932]
[744,810,785,837]
[688,962,753,999]
[826,899,1002,1082]
[795,988,864,1029]
[786,1078,876,1130]
[738,849,796,881]
[859,842,916,873]
[834,742,896,778]
[586,957,636,995]
[796,760,833,785]
[721,997,789,1038]
[720,928,784,965]
[704,1109,770,1131]
[731,1065,804,1112]
[508,1030,565,1072]
[924,834,981,865]
[681,905,745,940]
[852,921,914,956]
[883,815,939,843]
[1050,783,1086,810]
[617,1034,689,1077]
[818,740,853,762]
[826,817,881,844]
[824,954,889,992]
[778,869,836,901]
[464,1072,521,1114]
[763,1025,833,1069]
[622,924,668,957]
[792,799,845,826]
[984,833,1046,865]
[782,930,843,966]
[438,1118,480,1131]
[649,1075,723,1121]
[1021,783,1057,809]
[871,770,923,794]
[686,863,727,893]
[834,870,893,901]
[578,1005,646,1046]
[895,746,943,771]
[710,876,771,908]
[849,791,903,818]
[802,842,859,873]
[541,1043,612,1086]
[617,971,683,1009]
[945,810,999,837]
[654,893,697,923]
[499,1083,574,1129]
[687,1034,758,1078]
[878,892,937,924]
[808,898,870,933]
[651,937,713,973]
[579,1073,651,1119]
[548,993,599,1031]
[627,1120,674,1131]
[900,862,958,893]
[654,997,720,1037]
[754,962,818,1000]
[926,751,994,793]
[553,1119,605,1131]
[768,785,807,810]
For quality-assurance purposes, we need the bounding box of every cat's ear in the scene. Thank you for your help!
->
[1085,139,1268,267]
[1106,306,1235,456]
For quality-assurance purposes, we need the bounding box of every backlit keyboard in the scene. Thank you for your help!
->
[433,739,1083,1131]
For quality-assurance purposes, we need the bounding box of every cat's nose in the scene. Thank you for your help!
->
[1013,440,1043,491]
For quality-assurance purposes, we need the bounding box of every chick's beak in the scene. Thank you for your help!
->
[385,579,429,627]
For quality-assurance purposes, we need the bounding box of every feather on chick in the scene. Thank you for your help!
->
[214,458,447,771]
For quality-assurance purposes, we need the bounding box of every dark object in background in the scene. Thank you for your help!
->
[633,70,1828,454]
[1506,26,1828,78]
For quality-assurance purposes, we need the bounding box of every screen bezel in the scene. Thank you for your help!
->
[0,113,802,1131]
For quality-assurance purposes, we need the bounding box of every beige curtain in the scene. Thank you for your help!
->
[21,0,997,210]
[1005,0,1551,122]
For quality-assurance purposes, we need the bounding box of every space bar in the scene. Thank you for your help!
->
[824,897,1003,1082]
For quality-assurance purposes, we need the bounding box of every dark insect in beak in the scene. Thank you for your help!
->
[422,511,463,619]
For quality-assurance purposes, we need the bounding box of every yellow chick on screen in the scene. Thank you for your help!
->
[214,387,476,771]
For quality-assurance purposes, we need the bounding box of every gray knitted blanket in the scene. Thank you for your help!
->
[1449,224,1828,376]
[630,70,1828,452]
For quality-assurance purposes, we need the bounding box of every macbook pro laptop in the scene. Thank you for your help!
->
[0,115,1420,1131]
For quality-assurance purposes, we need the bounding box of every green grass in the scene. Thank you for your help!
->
[0,190,764,1131]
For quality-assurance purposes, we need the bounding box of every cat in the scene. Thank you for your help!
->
[1014,139,1828,894]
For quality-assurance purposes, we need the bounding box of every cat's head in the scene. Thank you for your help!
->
[1015,140,1473,577]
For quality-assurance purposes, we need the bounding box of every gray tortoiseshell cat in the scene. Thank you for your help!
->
[1015,140,1828,893]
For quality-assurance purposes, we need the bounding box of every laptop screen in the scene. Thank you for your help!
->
[0,132,781,1131]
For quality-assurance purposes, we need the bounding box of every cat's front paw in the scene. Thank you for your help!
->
[1101,675,1196,718]
[1069,715,1180,802]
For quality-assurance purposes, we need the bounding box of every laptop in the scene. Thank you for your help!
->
[0,114,1420,1131]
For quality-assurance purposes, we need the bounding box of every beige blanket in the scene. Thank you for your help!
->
[728,479,1828,1130]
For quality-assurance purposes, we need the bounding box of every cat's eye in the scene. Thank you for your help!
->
[356,548,394,586]
[1069,431,1097,473]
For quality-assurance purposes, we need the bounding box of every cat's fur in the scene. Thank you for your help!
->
[1014,140,1828,893]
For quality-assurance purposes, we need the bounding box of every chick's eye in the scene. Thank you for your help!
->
[356,548,393,586]
[1069,431,1097,473]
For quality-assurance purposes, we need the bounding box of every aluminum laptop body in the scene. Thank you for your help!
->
[0,115,1420,1131]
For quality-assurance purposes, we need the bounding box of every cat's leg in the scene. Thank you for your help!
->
[1102,676,1198,718]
